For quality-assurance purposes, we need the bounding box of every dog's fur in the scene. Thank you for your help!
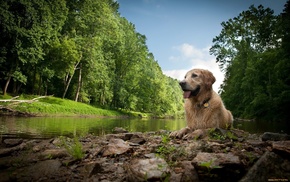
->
[170,69,233,139]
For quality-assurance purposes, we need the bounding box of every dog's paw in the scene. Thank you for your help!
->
[169,127,191,139]
[183,129,205,140]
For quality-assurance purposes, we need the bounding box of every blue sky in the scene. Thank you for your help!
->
[117,0,287,91]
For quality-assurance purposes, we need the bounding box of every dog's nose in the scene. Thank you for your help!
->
[179,80,186,87]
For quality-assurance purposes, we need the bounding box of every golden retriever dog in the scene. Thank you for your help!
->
[170,68,233,139]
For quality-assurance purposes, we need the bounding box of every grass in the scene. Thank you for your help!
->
[155,135,186,166]
[208,128,226,141]
[0,94,180,118]
[0,94,124,117]
[59,136,84,160]
[199,159,221,177]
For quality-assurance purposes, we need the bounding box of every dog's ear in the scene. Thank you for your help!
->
[202,70,216,90]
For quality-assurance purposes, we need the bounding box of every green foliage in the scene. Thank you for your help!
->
[225,131,238,141]
[0,0,68,95]
[245,151,256,165]
[59,136,84,160]
[161,135,170,144]
[155,135,186,165]
[208,128,238,141]
[12,95,122,116]
[208,129,226,141]
[156,135,172,156]
[0,0,183,117]
[210,3,290,121]
[199,159,221,174]
[156,145,176,158]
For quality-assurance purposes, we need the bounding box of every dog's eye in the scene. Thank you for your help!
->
[191,74,197,78]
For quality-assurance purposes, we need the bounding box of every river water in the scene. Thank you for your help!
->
[0,116,289,138]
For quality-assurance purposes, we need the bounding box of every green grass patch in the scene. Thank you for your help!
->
[1,94,178,118]
[59,136,84,160]
[1,94,123,117]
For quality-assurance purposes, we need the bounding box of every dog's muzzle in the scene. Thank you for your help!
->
[179,81,200,98]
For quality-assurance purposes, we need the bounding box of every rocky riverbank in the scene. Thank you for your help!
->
[0,128,289,182]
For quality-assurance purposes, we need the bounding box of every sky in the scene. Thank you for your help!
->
[117,0,288,91]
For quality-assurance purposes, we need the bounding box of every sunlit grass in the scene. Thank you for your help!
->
[0,94,122,117]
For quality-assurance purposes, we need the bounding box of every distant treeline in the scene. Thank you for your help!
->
[210,1,290,121]
[0,0,183,116]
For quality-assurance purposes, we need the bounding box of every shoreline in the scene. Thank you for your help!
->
[0,128,289,181]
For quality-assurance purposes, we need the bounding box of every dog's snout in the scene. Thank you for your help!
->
[179,80,186,88]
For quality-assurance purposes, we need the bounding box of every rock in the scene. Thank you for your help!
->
[84,160,126,181]
[129,136,146,145]
[8,160,62,181]
[126,157,170,182]
[193,152,243,182]
[272,140,290,156]
[84,161,104,177]
[246,140,267,147]
[170,161,199,182]
[0,147,17,157]
[124,133,134,140]
[184,141,203,155]
[1,130,290,182]
[261,132,290,141]
[3,139,23,147]
[51,138,62,145]
[102,138,130,157]
[113,127,128,134]
[230,129,249,138]
[39,149,69,159]
[193,152,240,168]
[240,151,290,182]
[144,153,156,158]
[32,145,41,152]
[0,142,27,157]
[105,133,128,141]
[207,141,225,148]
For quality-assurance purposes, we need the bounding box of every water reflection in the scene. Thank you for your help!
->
[0,116,186,138]
[1,116,289,139]
[233,120,290,134]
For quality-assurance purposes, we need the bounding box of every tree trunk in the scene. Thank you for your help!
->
[44,80,48,96]
[74,63,82,102]
[62,61,80,99]
[3,76,11,95]
[37,76,42,95]
[62,74,73,99]
[31,66,37,94]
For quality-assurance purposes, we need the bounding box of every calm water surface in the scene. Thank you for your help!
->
[0,116,289,138]
[0,116,186,138]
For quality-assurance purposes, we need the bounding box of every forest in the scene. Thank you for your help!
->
[0,0,184,116]
[1,0,289,121]
[210,1,290,121]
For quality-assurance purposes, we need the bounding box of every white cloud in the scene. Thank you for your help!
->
[180,43,204,58]
[163,43,224,92]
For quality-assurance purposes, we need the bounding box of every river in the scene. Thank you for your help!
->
[0,116,289,138]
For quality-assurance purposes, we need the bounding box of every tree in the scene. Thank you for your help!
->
[0,0,184,116]
[57,0,121,103]
[210,5,287,121]
[274,0,290,121]
[0,0,67,95]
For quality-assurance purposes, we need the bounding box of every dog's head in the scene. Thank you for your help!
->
[179,69,216,98]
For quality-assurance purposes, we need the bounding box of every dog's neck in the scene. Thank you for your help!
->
[197,97,211,108]
[190,88,213,108]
